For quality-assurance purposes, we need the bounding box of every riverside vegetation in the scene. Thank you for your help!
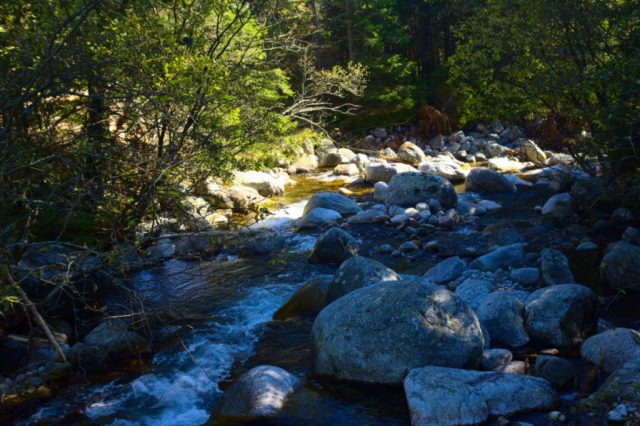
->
[1,1,639,425]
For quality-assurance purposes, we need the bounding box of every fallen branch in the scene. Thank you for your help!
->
[0,265,68,363]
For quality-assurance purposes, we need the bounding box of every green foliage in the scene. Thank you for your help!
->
[449,0,640,178]
[317,0,483,128]
[0,0,366,246]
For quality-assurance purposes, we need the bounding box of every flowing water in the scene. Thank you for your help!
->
[9,173,633,425]
[15,173,408,425]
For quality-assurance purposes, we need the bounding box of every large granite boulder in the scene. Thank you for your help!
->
[534,355,574,389]
[385,172,457,208]
[404,366,556,426]
[71,319,150,369]
[587,360,640,406]
[521,139,547,165]
[311,281,484,384]
[541,193,572,219]
[209,186,263,212]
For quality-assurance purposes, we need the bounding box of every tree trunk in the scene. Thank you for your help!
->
[346,0,354,62]
[310,0,321,64]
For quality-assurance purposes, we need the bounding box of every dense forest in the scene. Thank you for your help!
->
[1,1,640,424]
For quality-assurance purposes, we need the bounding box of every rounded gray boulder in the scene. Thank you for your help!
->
[581,328,640,373]
[525,284,598,348]
[303,192,362,216]
[214,365,300,420]
[385,172,457,208]
[465,167,515,193]
[311,281,484,384]
[600,241,640,291]
[476,292,529,349]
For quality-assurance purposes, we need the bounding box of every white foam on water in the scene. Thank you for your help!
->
[24,283,300,426]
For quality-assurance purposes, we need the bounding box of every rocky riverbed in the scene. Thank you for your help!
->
[2,123,640,425]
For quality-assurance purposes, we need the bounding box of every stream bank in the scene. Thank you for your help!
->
[3,124,640,425]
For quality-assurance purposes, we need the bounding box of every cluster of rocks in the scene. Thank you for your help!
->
[169,123,580,235]
[0,316,152,404]
[217,241,640,423]
[212,132,640,423]
[0,361,72,403]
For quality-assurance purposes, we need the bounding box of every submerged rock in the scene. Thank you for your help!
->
[469,243,526,271]
[214,365,300,420]
[308,227,359,264]
[311,281,484,384]
[273,275,333,320]
[424,256,467,285]
[404,366,556,426]
[525,284,598,348]
[487,157,528,173]
[303,192,362,216]
[327,256,399,303]
[385,172,457,208]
